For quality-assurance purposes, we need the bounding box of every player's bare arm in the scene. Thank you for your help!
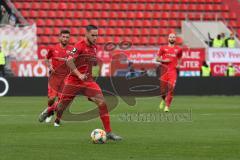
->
[66,58,88,81]
[45,58,55,73]
[176,58,182,69]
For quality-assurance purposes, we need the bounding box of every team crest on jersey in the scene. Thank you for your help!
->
[70,48,77,54]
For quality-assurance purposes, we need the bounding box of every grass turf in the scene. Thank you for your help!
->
[0,96,240,160]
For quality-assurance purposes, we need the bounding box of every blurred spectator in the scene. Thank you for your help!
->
[207,33,224,48]
[0,5,9,25]
[201,61,211,77]
[225,63,235,77]
[0,46,6,76]
[9,14,17,26]
[225,33,236,48]
[126,67,138,79]
[140,67,147,77]
[220,32,227,47]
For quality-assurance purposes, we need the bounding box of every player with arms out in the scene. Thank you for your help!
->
[39,29,73,123]
[156,33,182,112]
[39,25,122,141]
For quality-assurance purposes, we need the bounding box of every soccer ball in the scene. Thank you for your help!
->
[90,129,107,144]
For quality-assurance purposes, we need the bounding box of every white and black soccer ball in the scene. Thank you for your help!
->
[90,129,107,144]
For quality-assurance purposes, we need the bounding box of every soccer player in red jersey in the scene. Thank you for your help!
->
[156,33,182,112]
[39,25,122,140]
[40,29,73,123]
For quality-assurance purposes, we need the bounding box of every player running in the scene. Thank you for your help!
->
[41,29,73,123]
[156,33,182,112]
[39,25,122,141]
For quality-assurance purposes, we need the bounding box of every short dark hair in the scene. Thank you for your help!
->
[86,25,98,32]
[60,29,70,35]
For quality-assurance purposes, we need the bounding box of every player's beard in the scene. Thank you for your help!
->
[169,40,175,45]
[61,41,68,47]
[87,38,95,45]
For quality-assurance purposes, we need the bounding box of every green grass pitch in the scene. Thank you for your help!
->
[0,96,240,160]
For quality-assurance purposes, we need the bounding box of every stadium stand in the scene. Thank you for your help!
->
[10,0,240,47]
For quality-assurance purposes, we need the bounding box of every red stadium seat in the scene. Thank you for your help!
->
[14,2,22,10]
[72,19,81,27]
[55,11,65,18]
[229,12,237,20]
[49,2,59,10]
[54,19,64,26]
[221,5,229,12]
[98,28,105,36]
[36,19,45,27]
[73,12,83,18]
[111,3,120,10]
[125,20,134,27]
[92,3,102,10]
[50,36,59,44]
[132,37,141,45]
[145,4,153,11]
[40,36,50,44]
[76,3,85,10]
[123,28,132,36]
[85,3,94,10]
[102,3,111,10]
[140,37,149,45]
[141,28,149,35]
[41,3,50,10]
[58,3,68,10]
[105,28,115,36]
[63,19,72,27]
[136,12,144,19]
[68,3,76,10]
[53,28,60,35]
[203,14,216,20]
[115,28,125,36]
[31,2,41,10]
[71,28,79,35]
[149,28,159,36]
[99,19,108,27]
[132,28,140,36]
[161,12,170,19]
[22,2,31,10]
[37,28,44,35]
[149,37,158,45]
[28,10,38,18]
[109,20,118,27]
[81,19,90,26]
[228,21,237,28]
[44,28,53,35]
[48,11,56,18]
[45,19,54,27]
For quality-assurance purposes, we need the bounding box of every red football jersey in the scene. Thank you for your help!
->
[69,39,98,80]
[46,44,74,70]
[157,45,182,69]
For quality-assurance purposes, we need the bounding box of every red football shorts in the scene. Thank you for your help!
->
[48,73,66,99]
[59,76,103,101]
[159,65,177,92]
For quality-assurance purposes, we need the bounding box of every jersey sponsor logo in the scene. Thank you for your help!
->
[70,48,77,54]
